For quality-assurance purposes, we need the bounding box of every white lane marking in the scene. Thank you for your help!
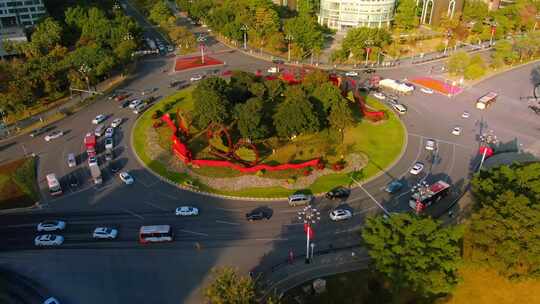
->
[352,180,391,216]
[255,238,288,241]
[215,220,240,226]
[408,133,471,149]
[122,208,144,220]
[143,201,169,211]
[180,229,208,237]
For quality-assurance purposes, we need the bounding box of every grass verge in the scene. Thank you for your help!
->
[133,88,405,198]
[0,157,39,209]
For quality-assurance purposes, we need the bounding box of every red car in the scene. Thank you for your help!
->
[115,94,129,102]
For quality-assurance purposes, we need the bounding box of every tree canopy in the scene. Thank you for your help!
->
[204,267,256,304]
[362,213,463,298]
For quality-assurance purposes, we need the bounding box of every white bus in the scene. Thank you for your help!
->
[46,173,62,196]
[476,92,498,110]
[139,225,173,244]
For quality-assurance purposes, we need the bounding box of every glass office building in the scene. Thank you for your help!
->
[318,0,396,31]
[0,0,46,28]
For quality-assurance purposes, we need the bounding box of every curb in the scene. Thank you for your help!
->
[130,95,409,201]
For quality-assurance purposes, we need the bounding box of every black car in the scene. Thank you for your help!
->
[365,68,376,74]
[272,59,285,65]
[120,100,131,108]
[29,126,51,138]
[69,174,79,188]
[246,210,269,221]
[109,162,120,173]
[105,150,114,161]
[325,186,351,200]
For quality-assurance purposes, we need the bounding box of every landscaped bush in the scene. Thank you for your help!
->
[153,121,164,128]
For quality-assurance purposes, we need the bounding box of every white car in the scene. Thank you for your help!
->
[37,220,66,232]
[93,227,118,239]
[129,99,142,109]
[105,137,114,150]
[105,127,114,138]
[393,104,407,115]
[329,209,352,221]
[119,172,134,185]
[452,126,462,136]
[43,297,60,304]
[190,74,203,82]
[175,206,199,216]
[409,162,425,175]
[34,234,64,247]
[92,114,107,124]
[88,156,98,166]
[44,131,63,142]
[420,87,434,94]
[425,139,436,151]
[461,111,470,119]
[373,92,386,100]
[345,71,359,77]
[111,118,122,128]
[133,103,146,114]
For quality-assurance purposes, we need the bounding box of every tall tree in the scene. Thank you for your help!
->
[169,26,196,52]
[192,77,230,128]
[328,101,353,141]
[204,267,256,304]
[273,86,319,138]
[235,97,269,140]
[447,51,470,75]
[462,0,489,22]
[149,0,174,26]
[394,0,419,30]
[362,213,463,298]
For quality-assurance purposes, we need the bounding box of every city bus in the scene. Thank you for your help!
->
[476,92,498,110]
[46,173,62,196]
[138,225,173,244]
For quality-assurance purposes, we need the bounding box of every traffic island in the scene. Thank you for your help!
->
[174,55,224,72]
[132,71,405,199]
[0,157,39,209]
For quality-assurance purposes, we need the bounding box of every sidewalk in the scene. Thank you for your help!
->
[257,245,369,299]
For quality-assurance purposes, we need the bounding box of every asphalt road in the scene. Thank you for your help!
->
[0,3,539,304]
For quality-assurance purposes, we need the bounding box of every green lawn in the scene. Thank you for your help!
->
[132,87,405,198]
[0,157,39,209]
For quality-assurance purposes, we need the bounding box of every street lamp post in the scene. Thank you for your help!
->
[298,205,320,264]
[285,35,294,62]
[197,35,207,64]
[241,24,248,49]
[364,40,373,66]
[490,23,497,46]
[411,180,430,214]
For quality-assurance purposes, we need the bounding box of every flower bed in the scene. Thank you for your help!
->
[410,77,463,96]
[174,56,224,72]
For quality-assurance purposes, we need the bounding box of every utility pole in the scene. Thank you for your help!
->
[241,24,248,49]
[197,35,207,64]
[364,40,373,66]
[286,34,294,62]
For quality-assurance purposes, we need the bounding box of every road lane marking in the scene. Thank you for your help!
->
[143,201,169,211]
[180,229,208,237]
[215,220,240,225]
[352,180,391,217]
[122,208,144,220]
[255,238,288,241]
[352,206,378,216]
[408,133,471,149]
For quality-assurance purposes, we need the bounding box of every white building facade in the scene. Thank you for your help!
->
[0,0,46,28]
[318,0,396,32]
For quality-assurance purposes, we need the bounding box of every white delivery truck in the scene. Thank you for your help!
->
[89,163,102,184]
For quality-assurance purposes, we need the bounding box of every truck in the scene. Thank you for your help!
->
[409,180,451,213]
[378,78,415,94]
[475,92,497,110]
[89,163,102,185]
[84,133,97,158]
[46,173,62,196]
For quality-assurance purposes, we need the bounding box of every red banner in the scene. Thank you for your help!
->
[491,26,496,35]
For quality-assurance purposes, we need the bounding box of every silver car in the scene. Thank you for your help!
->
[34,234,64,246]
[37,220,66,232]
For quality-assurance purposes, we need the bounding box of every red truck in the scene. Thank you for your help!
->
[84,133,97,157]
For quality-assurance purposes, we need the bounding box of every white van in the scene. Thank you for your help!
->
[288,194,313,207]
[393,104,407,115]
[67,153,76,168]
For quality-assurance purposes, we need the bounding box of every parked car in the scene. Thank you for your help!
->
[68,174,79,188]
[133,103,147,114]
[111,118,122,128]
[345,71,359,77]
[115,94,129,102]
[120,100,131,108]
[129,99,142,109]
[94,125,105,137]
[93,227,118,239]
[105,150,114,161]
[288,194,313,206]
[175,206,199,216]
[461,111,470,119]
[325,186,351,200]
[88,156,98,166]
[119,172,134,184]
[420,88,434,94]
[109,162,120,173]
[190,74,203,82]
[452,126,462,136]
[105,137,114,150]
[272,59,285,65]
[34,234,64,247]
[246,210,269,221]
[30,127,50,138]
[44,130,64,142]
[409,162,425,175]
[329,209,352,221]
[105,127,114,138]
[386,98,399,106]
[92,114,107,124]
[67,153,76,168]
[37,220,66,232]
[385,180,404,194]
[373,92,386,100]
[365,68,376,74]
[393,104,407,115]
[425,139,436,151]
